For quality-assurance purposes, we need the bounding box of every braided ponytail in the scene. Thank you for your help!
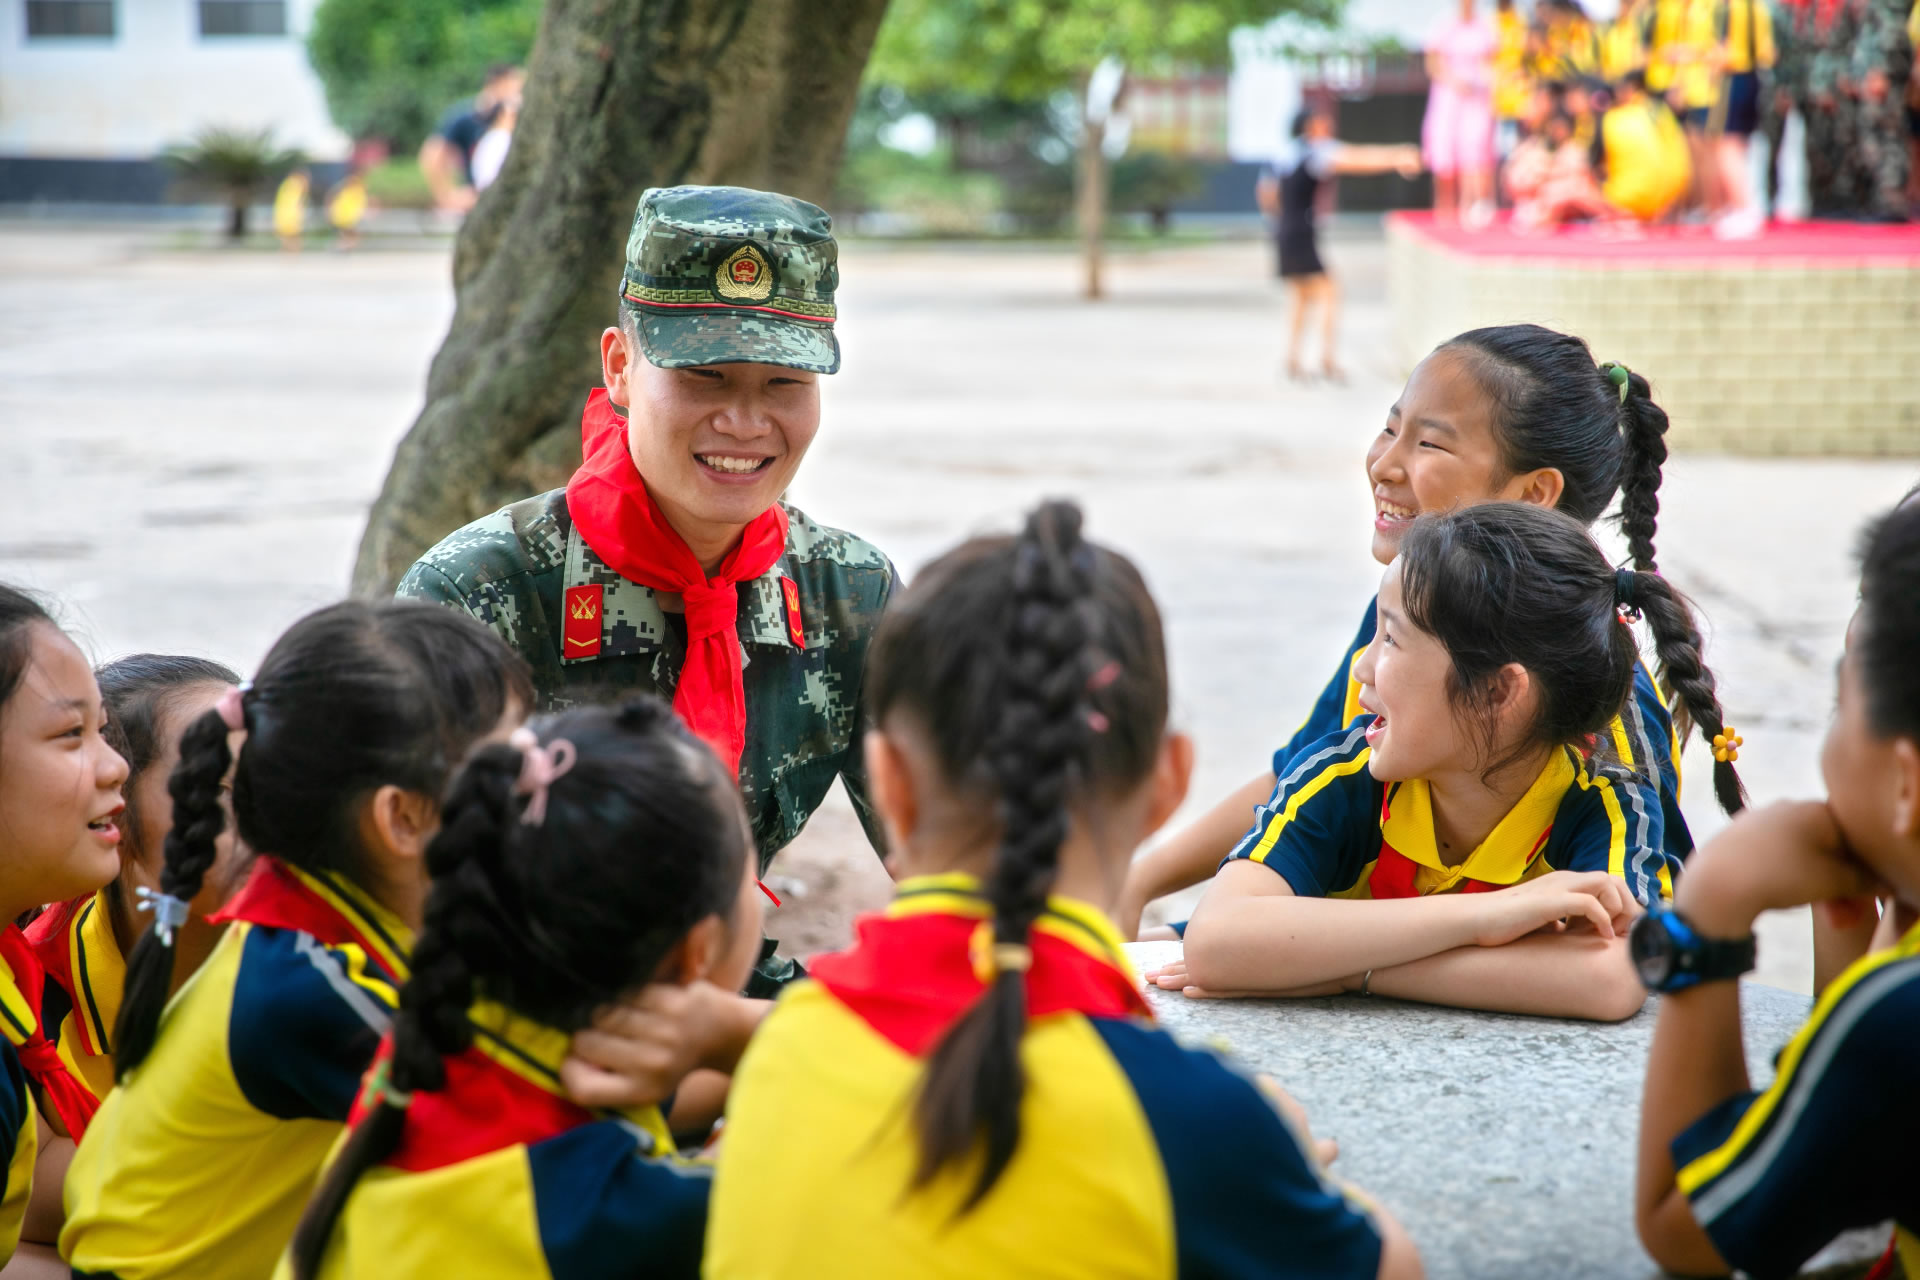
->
[1628,572,1747,816]
[290,745,521,1280]
[115,705,237,1078]
[908,502,1096,1210]
[1608,363,1670,572]
[292,699,750,1278]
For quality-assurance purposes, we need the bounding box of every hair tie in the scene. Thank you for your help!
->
[135,886,192,948]
[509,727,577,826]
[968,921,1035,983]
[1603,362,1632,404]
[214,681,251,732]
[1087,660,1123,692]
[1711,729,1743,763]
[357,1058,412,1112]
[1613,566,1641,620]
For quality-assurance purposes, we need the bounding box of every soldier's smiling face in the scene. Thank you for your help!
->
[603,329,821,566]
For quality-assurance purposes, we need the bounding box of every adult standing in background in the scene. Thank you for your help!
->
[397,186,895,995]
[1424,0,1499,226]
[1258,106,1421,383]
[418,63,524,214]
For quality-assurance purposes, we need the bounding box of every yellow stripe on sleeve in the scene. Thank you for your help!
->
[1676,935,1919,1196]
[1247,753,1371,865]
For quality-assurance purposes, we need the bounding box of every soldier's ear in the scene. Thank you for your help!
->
[601,325,633,409]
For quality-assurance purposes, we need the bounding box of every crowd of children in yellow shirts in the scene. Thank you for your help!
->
[1494,0,1781,235]
[0,321,1915,1277]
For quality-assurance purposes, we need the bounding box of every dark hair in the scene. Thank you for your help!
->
[289,698,748,1279]
[97,655,241,860]
[1855,499,1920,741]
[864,500,1168,1211]
[114,601,533,1079]
[483,62,519,85]
[1399,503,1746,815]
[1291,107,1317,138]
[1441,324,1670,570]
[0,585,55,726]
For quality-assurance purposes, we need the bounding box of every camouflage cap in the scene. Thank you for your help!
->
[620,185,840,375]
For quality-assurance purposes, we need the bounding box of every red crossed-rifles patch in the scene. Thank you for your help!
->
[564,585,603,659]
[780,576,804,648]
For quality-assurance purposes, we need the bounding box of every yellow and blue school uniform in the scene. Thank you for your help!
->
[706,875,1384,1279]
[1270,597,1687,889]
[284,1003,709,1279]
[1672,917,1920,1279]
[28,890,127,1106]
[1233,720,1679,905]
[0,928,52,1265]
[61,858,412,1280]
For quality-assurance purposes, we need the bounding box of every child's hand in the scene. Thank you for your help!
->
[1470,870,1640,948]
[1145,958,1349,1000]
[559,983,767,1111]
[1676,800,1886,939]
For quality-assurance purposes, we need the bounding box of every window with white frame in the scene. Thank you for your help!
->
[25,0,115,38]
[198,0,286,37]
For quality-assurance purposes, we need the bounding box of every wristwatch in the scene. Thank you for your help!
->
[1629,908,1756,993]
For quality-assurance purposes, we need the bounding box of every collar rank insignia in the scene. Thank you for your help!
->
[563,585,603,659]
[781,576,805,648]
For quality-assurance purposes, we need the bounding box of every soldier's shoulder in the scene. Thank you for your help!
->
[781,503,892,576]
[406,489,571,595]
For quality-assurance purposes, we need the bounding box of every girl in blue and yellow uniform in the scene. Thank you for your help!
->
[30,656,242,1107]
[707,501,1423,1279]
[59,601,532,1280]
[284,697,762,1279]
[0,586,131,1276]
[1120,325,1690,937]
[1170,503,1746,1020]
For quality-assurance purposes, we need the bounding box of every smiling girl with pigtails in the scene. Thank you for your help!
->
[1169,503,1747,1021]
[1120,324,1691,939]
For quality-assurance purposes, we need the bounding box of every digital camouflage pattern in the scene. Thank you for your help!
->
[1773,0,1913,217]
[621,185,841,374]
[398,486,893,863]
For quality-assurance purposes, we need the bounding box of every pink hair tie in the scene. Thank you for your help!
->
[215,682,251,732]
[509,727,577,826]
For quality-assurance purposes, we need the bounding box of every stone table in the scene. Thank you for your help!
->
[1124,942,1883,1280]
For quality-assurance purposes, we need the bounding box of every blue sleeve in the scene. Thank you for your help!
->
[1271,599,1376,779]
[1671,955,1920,1279]
[227,928,396,1121]
[1228,723,1379,899]
[527,1120,712,1279]
[0,1046,28,1207]
[1550,760,1674,907]
[1091,1019,1382,1280]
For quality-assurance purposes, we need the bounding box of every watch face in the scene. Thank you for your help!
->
[1630,914,1673,987]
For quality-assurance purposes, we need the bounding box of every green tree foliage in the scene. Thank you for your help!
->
[307,0,539,150]
[164,126,305,239]
[867,0,1340,101]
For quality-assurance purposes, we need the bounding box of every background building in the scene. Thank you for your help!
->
[0,0,348,202]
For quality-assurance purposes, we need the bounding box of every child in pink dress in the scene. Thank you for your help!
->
[1424,0,1498,226]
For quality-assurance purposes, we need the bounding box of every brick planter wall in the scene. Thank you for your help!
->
[1387,216,1920,456]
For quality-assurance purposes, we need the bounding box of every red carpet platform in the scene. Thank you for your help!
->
[1387,212,1920,455]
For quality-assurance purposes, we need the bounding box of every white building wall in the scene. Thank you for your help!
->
[0,0,350,160]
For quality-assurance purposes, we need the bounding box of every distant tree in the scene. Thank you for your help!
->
[866,0,1340,296]
[352,0,890,595]
[164,127,305,240]
[307,0,540,151]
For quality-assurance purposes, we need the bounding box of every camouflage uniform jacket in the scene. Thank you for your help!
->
[397,488,895,870]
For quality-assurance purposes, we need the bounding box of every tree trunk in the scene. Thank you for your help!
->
[1076,78,1106,301]
[350,0,891,597]
[227,198,247,241]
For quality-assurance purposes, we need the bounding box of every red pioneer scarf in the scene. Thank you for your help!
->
[0,924,99,1140]
[565,389,789,778]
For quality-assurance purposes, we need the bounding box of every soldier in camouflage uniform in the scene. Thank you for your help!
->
[398,185,895,994]
[1846,0,1914,218]
[1784,0,1914,215]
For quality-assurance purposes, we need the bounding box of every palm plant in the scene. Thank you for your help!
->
[164,127,306,241]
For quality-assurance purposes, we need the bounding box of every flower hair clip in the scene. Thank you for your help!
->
[1711,729,1743,764]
